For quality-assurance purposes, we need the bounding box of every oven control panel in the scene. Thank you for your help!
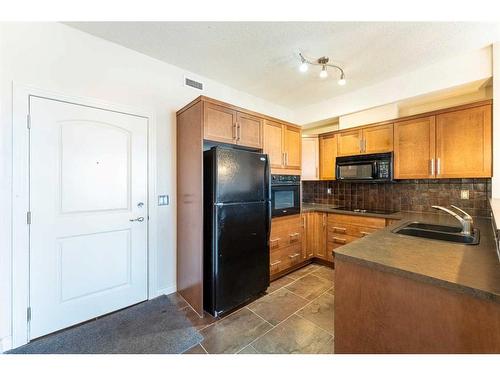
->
[271,174,300,185]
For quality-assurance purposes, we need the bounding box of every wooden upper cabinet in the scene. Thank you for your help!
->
[284,126,301,169]
[337,129,362,156]
[319,134,337,180]
[263,120,284,168]
[435,105,492,178]
[337,124,394,156]
[394,116,435,179]
[203,102,237,144]
[236,112,263,148]
[363,124,393,154]
[301,137,319,180]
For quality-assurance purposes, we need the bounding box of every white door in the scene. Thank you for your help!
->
[29,96,148,339]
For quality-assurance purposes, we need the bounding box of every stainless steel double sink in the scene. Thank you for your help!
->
[393,222,480,245]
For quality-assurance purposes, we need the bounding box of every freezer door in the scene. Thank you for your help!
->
[215,147,269,203]
[214,202,270,315]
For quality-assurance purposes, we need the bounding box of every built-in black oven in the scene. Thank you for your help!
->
[336,152,393,182]
[271,174,300,217]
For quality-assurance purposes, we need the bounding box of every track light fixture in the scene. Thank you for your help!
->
[298,53,346,86]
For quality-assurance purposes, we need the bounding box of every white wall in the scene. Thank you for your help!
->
[295,47,493,125]
[0,22,293,348]
[492,42,500,198]
[338,103,399,130]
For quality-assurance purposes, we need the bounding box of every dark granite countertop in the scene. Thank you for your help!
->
[302,203,500,304]
[301,202,403,220]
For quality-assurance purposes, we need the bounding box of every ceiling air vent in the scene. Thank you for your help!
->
[184,76,204,91]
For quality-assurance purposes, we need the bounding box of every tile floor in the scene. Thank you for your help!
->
[176,263,335,354]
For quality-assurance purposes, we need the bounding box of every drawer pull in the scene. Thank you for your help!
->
[288,253,300,260]
[333,237,347,244]
[332,226,347,234]
[289,232,300,242]
[360,231,370,237]
[270,260,282,267]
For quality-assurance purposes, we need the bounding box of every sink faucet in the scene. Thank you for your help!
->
[431,205,474,236]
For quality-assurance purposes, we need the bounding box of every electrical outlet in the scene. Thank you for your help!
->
[327,188,332,194]
[460,190,469,200]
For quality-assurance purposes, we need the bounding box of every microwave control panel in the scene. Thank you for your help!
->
[377,160,391,179]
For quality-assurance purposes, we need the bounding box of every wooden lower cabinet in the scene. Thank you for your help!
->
[326,214,387,261]
[269,214,305,277]
[305,212,328,261]
[271,211,393,277]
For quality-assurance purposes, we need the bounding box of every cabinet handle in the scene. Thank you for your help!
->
[437,158,441,175]
[332,226,346,234]
[282,152,285,166]
[237,122,241,141]
[430,158,435,176]
[359,139,363,153]
[364,139,367,153]
[360,231,370,237]
[270,238,280,248]
[289,253,300,259]
[289,232,300,242]
[270,260,281,267]
[333,237,347,244]
[232,123,237,140]
[285,152,288,166]
[302,216,306,228]
[323,214,327,228]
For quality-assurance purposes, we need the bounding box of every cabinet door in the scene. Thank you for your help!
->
[263,120,284,168]
[301,214,309,260]
[394,116,435,179]
[436,105,492,178]
[362,124,393,154]
[337,129,362,156]
[319,134,337,180]
[284,126,301,169]
[203,102,237,144]
[301,137,319,180]
[236,112,263,149]
[312,213,328,260]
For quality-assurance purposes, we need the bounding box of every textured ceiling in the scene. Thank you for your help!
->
[66,22,500,109]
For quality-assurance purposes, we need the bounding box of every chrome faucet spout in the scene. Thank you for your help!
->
[431,205,474,236]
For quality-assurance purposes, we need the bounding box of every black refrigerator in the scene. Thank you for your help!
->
[203,146,271,317]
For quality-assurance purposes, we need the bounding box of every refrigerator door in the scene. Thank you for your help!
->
[213,201,270,315]
[215,147,269,203]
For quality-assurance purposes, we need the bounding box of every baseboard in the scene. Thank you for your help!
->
[0,336,13,353]
[154,285,177,298]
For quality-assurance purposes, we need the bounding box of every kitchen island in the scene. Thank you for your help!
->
[331,210,500,353]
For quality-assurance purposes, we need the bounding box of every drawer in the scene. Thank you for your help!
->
[270,230,302,251]
[271,214,302,235]
[328,213,385,228]
[327,233,358,246]
[270,243,302,275]
[328,223,380,238]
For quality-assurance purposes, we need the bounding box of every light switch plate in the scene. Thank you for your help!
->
[158,195,169,206]
[460,190,469,200]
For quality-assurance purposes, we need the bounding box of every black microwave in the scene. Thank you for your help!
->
[336,152,393,182]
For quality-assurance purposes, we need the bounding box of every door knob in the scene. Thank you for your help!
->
[129,217,145,222]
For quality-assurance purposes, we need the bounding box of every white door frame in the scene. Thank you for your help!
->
[11,83,159,349]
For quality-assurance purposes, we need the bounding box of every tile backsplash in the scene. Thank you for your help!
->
[302,179,492,217]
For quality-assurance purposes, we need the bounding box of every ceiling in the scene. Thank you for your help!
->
[66,22,500,109]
